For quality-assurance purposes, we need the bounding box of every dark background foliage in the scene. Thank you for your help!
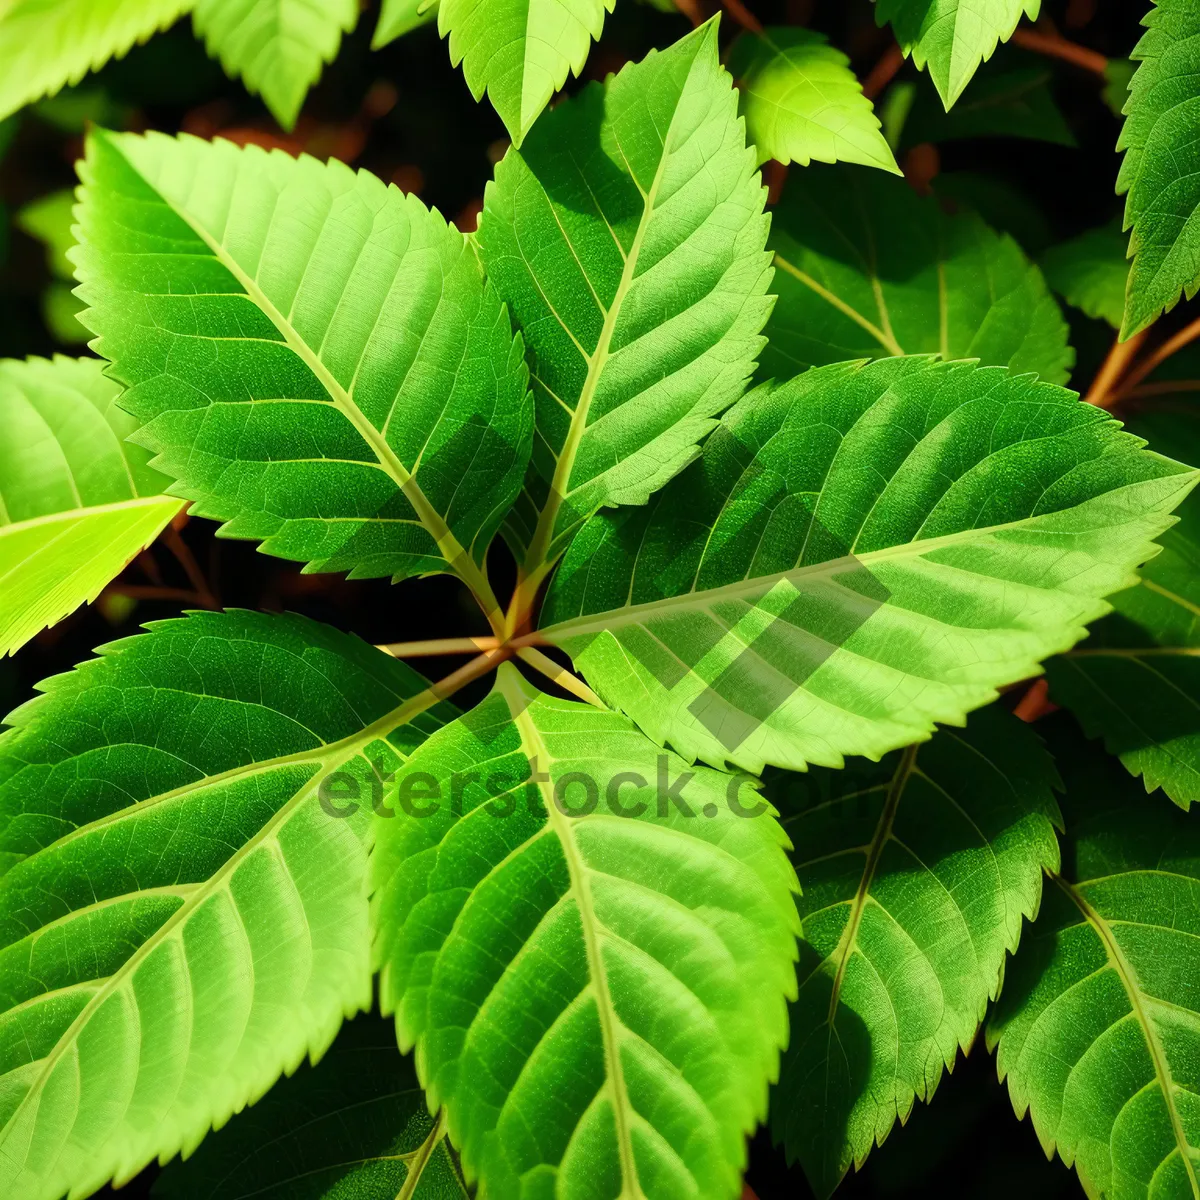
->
[0,1,1155,1196]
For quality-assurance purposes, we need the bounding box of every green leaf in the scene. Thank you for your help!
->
[762,164,1073,385]
[540,356,1197,774]
[874,0,1040,108]
[1041,220,1130,330]
[372,0,439,49]
[0,355,183,658]
[931,171,1052,254]
[769,706,1061,1198]
[0,609,454,1200]
[1117,0,1200,338]
[901,64,1075,148]
[1048,410,1200,810]
[989,717,1200,1199]
[726,28,900,173]
[1103,57,1135,118]
[0,0,191,120]
[16,190,78,280]
[476,22,772,574]
[439,0,613,145]
[72,129,531,622]
[373,663,798,1200]
[192,0,360,131]
[154,1012,467,1200]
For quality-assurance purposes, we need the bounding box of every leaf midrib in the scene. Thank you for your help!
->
[1057,874,1200,1197]
[498,670,645,1198]
[522,65,690,577]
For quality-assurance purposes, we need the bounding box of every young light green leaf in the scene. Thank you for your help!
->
[540,356,1197,774]
[477,22,772,574]
[726,28,900,173]
[0,0,192,121]
[1048,410,1200,810]
[769,707,1060,1198]
[154,1012,467,1200]
[1117,0,1200,338]
[439,0,613,145]
[373,664,799,1200]
[372,0,439,49]
[762,164,1072,385]
[901,65,1075,147]
[0,355,182,657]
[73,129,531,623]
[0,609,454,1200]
[874,0,1039,108]
[1041,220,1130,329]
[989,718,1200,1199]
[192,0,359,131]
[16,190,77,280]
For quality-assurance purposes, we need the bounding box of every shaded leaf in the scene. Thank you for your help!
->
[154,1012,467,1200]
[372,0,439,49]
[0,609,455,1200]
[990,717,1200,1200]
[932,171,1052,254]
[1041,220,1130,329]
[1048,409,1200,809]
[477,23,772,574]
[540,356,1196,773]
[373,664,798,1200]
[727,28,900,173]
[769,707,1060,1197]
[762,164,1072,384]
[0,355,182,657]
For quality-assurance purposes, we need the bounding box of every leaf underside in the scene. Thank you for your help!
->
[769,706,1060,1198]
[477,20,773,570]
[1048,410,1200,809]
[542,356,1197,774]
[72,129,532,590]
[990,718,1200,1200]
[762,164,1073,385]
[373,664,799,1200]
[0,610,453,1200]
[0,355,182,658]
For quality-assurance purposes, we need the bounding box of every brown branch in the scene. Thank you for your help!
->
[1013,678,1058,723]
[162,525,220,608]
[1127,380,1200,399]
[719,0,762,36]
[862,42,905,101]
[1084,329,1148,407]
[1109,314,1200,405]
[1011,27,1108,77]
[673,0,707,27]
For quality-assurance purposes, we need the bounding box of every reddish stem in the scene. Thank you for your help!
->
[1011,27,1108,77]
[862,42,905,100]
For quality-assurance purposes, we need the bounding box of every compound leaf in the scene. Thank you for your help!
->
[769,706,1060,1198]
[540,356,1197,774]
[154,1012,467,1200]
[477,22,772,575]
[192,0,360,131]
[875,0,1040,109]
[0,0,191,121]
[439,0,613,145]
[0,355,182,657]
[73,129,531,621]
[763,164,1072,385]
[1048,410,1200,809]
[0,609,454,1200]
[1118,0,1200,338]
[373,664,798,1200]
[990,718,1200,1199]
[726,28,899,173]
[1041,220,1131,330]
